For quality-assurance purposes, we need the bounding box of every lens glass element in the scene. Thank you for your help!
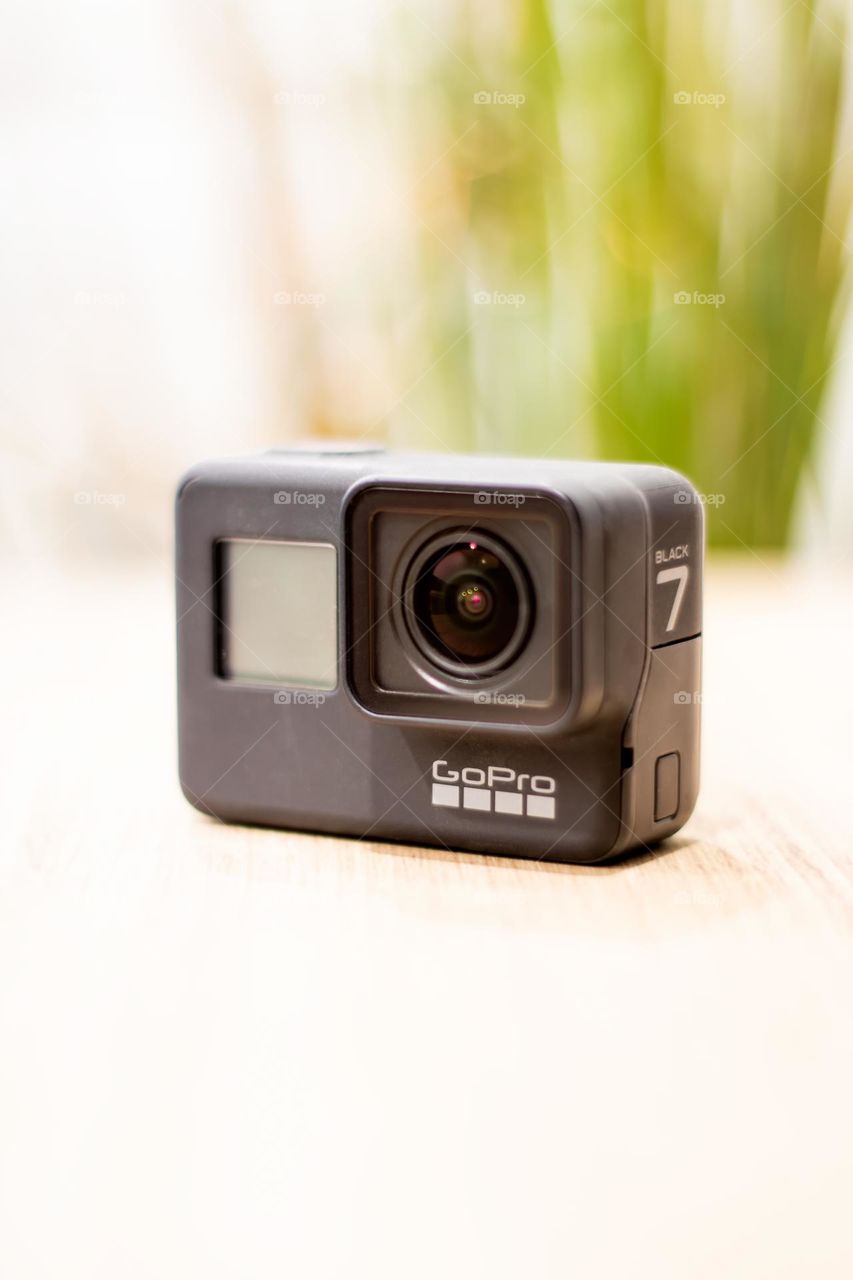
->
[410,537,528,669]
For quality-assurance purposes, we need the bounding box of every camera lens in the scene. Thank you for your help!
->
[406,532,532,675]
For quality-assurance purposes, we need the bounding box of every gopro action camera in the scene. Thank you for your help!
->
[176,447,702,864]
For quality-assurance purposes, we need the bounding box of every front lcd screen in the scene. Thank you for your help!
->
[218,539,337,690]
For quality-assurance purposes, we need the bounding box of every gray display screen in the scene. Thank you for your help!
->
[219,539,337,690]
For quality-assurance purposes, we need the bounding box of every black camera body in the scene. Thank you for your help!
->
[175,447,702,864]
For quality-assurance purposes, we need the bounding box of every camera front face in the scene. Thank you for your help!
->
[347,486,578,726]
[176,449,703,864]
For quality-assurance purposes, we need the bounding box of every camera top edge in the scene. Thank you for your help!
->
[175,446,699,509]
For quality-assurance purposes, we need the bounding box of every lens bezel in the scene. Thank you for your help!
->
[346,484,574,725]
[402,528,534,679]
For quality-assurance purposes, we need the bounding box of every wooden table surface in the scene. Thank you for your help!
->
[2,556,852,1279]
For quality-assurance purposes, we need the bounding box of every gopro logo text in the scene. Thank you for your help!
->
[430,760,556,819]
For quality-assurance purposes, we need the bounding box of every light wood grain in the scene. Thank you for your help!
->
[1,556,852,1280]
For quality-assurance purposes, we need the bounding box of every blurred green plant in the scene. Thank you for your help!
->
[386,0,852,547]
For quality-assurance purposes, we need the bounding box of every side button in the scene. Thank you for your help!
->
[654,752,680,822]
